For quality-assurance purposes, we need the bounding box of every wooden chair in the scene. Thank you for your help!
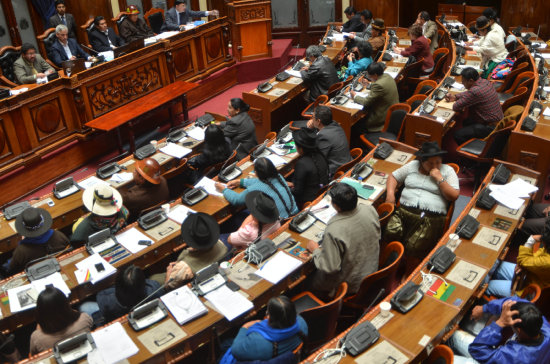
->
[80,18,95,50]
[333,148,363,176]
[301,94,328,119]
[112,12,129,35]
[144,8,165,35]
[412,79,437,96]
[501,87,529,111]
[289,120,307,131]
[498,71,535,103]
[203,149,237,179]
[484,283,541,304]
[164,158,189,199]
[377,202,394,226]
[264,131,277,141]
[406,94,428,111]
[36,27,60,69]
[0,45,21,87]
[359,103,412,150]
[343,74,354,85]
[291,282,348,353]
[326,82,344,99]
[343,241,404,313]
[395,57,424,100]
[456,119,517,189]
[425,344,454,364]
[493,62,529,92]
[407,48,450,88]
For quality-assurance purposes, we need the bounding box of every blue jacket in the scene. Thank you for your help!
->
[161,7,207,31]
[48,38,90,67]
[223,177,298,219]
[344,56,373,78]
[469,297,550,364]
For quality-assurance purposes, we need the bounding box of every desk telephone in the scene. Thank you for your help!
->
[181,187,208,206]
[193,263,227,295]
[218,162,242,183]
[245,238,278,265]
[53,177,80,199]
[96,162,121,179]
[322,37,333,45]
[351,162,373,180]
[195,113,215,128]
[26,257,61,281]
[442,76,455,88]
[134,143,156,160]
[433,87,448,101]
[86,228,117,255]
[344,321,380,356]
[54,333,96,364]
[390,281,424,313]
[455,215,480,239]
[277,124,291,143]
[373,142,394,160]
[476,187,496,210]
[138,208,168,230]
[129,299,168,331]
[4,201,31,220]
[289,209,316,233]
[330,86,350,106]
[275,71,290,82]
[252,140,270,160]
[168,126,187,143]
[257,81,273,93]
[428,246,456,273]
[492,163,511,184]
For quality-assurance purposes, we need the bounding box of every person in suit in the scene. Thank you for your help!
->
[351,62,399,133]
[341,6,365,33]
[48,0,78,40]
[118,5,154,43]
[218,98,258,160]
[13,43,55,84]
[300,45,339,103]
[306,105,351,176]
[48,24,92,68]
[161,0,219,32]
[345,9,374,45]
[415,11,439,52]
[89,16,126,52]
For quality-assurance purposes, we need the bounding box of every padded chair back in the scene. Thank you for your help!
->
[384,103,411,138]
[0,46,21,86]
[327,82,344,99]
[413,80,437,96]
[406,94,428,111]
[425,344,454,364]
[299,282,347,352]
[396,57,424,84]
[501,87,528,111]
[146,9,165,34]
[376,202,394,226]
[521,284,541,303]
[447,163,460,174]
[265,131,277,141]
[343,241,404,310]
[301,94,329,119]
[506,71,535,95]
[483,119,516,159]
[497,62,528,92]
[112,13,128,34]
[333,148,363,176]
[204,149,237,179]
[429,48,449,81]
[81,18,95,49]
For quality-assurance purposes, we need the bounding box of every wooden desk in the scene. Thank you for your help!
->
[86,81,197,153]
[306,160,540,363]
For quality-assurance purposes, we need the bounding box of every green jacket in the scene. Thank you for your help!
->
[354,73,399,132]
[13,54,54,84]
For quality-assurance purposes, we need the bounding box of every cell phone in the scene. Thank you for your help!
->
[47,200,55,207]
[95,263,105,272]
[138,240,153,246]
[362,185,374,190]
[182,141,194,147]
[226,281,240,292]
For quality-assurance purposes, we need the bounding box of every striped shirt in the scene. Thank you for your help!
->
[453,78,504,125]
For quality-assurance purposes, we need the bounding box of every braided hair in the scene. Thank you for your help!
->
[254,158,296,216]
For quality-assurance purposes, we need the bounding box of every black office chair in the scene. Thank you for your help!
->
[0,46,21,87]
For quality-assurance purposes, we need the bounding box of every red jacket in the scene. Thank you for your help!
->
[401,36,434,71]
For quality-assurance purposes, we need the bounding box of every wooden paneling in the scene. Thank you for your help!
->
[227,1,272,61]
[500,0,550,40]
[353,0,399,26]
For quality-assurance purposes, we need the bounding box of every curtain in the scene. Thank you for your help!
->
[31,0,56,29]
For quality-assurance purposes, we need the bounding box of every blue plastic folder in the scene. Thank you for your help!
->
[341,177,375,200]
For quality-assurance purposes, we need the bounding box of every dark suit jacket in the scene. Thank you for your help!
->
[342,14,365,33]
[220,112,258,159]
[119,17,154,43]
[315,122,351,176]
[161,7,207,31]
[49,13,77,39]
[89,27,126,52]
[300,56,339,102]
[48,38,90,67]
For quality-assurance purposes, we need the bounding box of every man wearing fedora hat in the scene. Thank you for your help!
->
[71,185,129,243]
[161,0,219,32]
[119,5,154,43]
[151,212,227,289]
[6,208,69,275]
[120,157,169,221]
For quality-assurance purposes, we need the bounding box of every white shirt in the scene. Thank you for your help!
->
[472,25,508,67]
[61,41,73,59]
[103,30,114,48]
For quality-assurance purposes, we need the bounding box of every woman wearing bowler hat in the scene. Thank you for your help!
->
[7,207,69,275]
[289,128,329,208]
[384,142,459,275]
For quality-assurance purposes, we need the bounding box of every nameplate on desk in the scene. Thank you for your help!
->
[398,39,411,46]
[494,203,526,220]
[267,88,289,97]
[445,260,487,290]
[385,150,414,165]
[143,218,181,241]
[286,77,303,85]
[355,340,409,364]
[137,320,187,355]
[433,107,455,122]
[472,226,509,251]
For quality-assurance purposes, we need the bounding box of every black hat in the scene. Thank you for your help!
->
[175,0,186,5]
[372,18,385,31]
[180,212,220,250]
[245,191,279,224]
[415,141,447,159]
[292,127,317,151]
[476,16,490,30]
[15,207,53,238]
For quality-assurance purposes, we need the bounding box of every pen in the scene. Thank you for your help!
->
[310,205,329,213]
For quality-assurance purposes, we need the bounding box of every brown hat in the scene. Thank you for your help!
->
[372,18,385,31]
[135,158,161,184]
[126,5,140,14]
[476,16,490,30]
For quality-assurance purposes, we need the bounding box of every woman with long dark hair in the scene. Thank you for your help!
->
[215,157,298,219]
[219,98,258,159]
[187,124,231,183]
[30,286,93,354]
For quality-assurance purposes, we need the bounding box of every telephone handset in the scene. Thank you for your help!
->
[218,162,242,183]
[181,187,209,206]
[351,162,373,180]
[96,162,121,179]
[433,88,448,101]
[257,82,273,93]
[138,208,168,230]
[390,281,423,313]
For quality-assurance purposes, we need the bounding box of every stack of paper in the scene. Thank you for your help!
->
[266,154,287,167]
[160,143,192,159]
[205,285,253,321]
[161,285,208,325]
[255,251,303,284]
[91,322,139,364]
[108,172,133,183]
[31,272,71,297]
[196,177,224,197]
[116,227,154,254]
[187,127,206,141]
[312,196,338,224]
[167,204,196,224]
[489,178,539,209]
[75,253,116,285]
[78,176,108,190]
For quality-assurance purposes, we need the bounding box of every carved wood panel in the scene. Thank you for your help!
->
[203,32,224,65]
[173,42,197,79]
[237,6,267,22]
[519,150,538,171]
[30,97,68,143]
[86,60,163,118]
[0,117,15,164]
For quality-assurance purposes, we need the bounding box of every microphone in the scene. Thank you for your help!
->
[357,288,386,321]
[131,278,173,311]
[80,43,99,55]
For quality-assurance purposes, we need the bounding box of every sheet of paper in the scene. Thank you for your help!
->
[266,154,287,167]
[115,227,154,254]
[75,253,116,284]
[286,77,303,85]
[472,226,509,251]
[226,260,262,290]
[387,71,399,79]
[195,176,224,197]
[312,196,338,224]
[109,172,133,183]
[255,251,303,284]
[160,143,192,159]
[267,88,288,97]
[167,204,196,224]
[489,178,538,198]
[445,260,487,290]
[31,272,71,297]
[187,126,205,141]
[490,189,524,210]
[343,100,364,110]
[161,285,208,325]
[205,285,253,321]
[543,107,550,116]
[78,176,108,190]
[91,322,138,364]
[451,82,464,90]
[286,69,302,78]
[8,284,38,313]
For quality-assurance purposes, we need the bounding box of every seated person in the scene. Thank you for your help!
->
[30,286,93,355]
[350,62,399,133]
[306,105,351,177]
[415,11,438,52]
[215,157,299,219]
[151,213,227,289]
[445,67,504,146]
[0,333,20,363]
[368,18,387,56]
[217,98,257,160]
[341,41,373,80]
[220,296,307,363]
[300,45,339,103]
[48,24,92,68]
[161,0,218,32]
[119,5,154,43]
[483,8,506,40]
[187,123,232,184]
[289,127,329,207]
[48,0,77,39]
[341,6,365,33]
[71,184,129,243]
[384,142,459,274]
[226,191,281,249]
[14,43,55,84]
[80,265,163,324]
[6,207,69,275]
[394,24,434,73]
[120,157,169,220]
[89,16,126,52]
[307,183,380,297]
[345,9,373,43]
[521,203,550,236]
[485,217,550,297]
[465,16,507,79]
[448,298,550,364]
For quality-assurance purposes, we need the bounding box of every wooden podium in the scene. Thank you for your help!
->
[226,0,272,61]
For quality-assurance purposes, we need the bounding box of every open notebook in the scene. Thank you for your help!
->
[160,285,208,325]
